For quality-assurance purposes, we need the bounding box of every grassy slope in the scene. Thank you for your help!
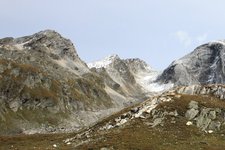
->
[1,94,225,149]
[76,94,225,150]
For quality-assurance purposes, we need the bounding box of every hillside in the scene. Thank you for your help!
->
[2,85,225,150]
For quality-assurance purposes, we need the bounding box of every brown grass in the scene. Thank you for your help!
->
[1,94,225,149]
[76,94,225,150]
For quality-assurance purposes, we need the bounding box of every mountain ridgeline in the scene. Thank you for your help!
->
[1,30,225,137]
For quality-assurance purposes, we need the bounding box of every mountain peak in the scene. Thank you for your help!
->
[125,58,155,73]
[158,40,225,85]
[88,54,120,69]
[36,29,58,35]
[107,54,120,59]
[0,30,89,75]
[0,30,81,62]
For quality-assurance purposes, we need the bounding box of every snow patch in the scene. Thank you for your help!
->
[88,54,119,69]
[135,71,173,93]
[14,40,32,50]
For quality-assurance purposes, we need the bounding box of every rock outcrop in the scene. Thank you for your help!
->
[185,101,223,131]
[177,84,225,99]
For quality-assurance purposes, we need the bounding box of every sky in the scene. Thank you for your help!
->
[1,0,225,70]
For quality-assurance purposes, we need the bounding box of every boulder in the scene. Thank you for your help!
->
[196,108,212,130]
[208,110,216,120]
[185,108,199,120]
[208,121,221,130]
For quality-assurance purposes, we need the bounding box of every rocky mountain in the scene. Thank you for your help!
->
[0,30,137,135]
[89,55,144,100]
[2,32,225,149]
[88,55,172,99]
[124,58,173,93]
[158,41,225,86]
[0,30,89,75]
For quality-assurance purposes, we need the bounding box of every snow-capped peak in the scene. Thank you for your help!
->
[88,54,120,69]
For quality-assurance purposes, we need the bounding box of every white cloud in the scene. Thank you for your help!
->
[175,30,192,47]
[175,30,208,47]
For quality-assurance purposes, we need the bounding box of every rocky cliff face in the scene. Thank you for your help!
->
[124,58,173,93]
[158,41,225,86]
[89,55,136,85]
[0,30,122,135]
[124,58,153,74]
[88,55,170,100]
[89,55,147,107]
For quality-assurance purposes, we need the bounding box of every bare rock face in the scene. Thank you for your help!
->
[124,58,153,74]
[89,55,148,100]
[1,30,80,61]
[177,85,225,99]
[89,55,137,85]
[0,30,89,75]
[158,41,225,86]
[106,55,137,85]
